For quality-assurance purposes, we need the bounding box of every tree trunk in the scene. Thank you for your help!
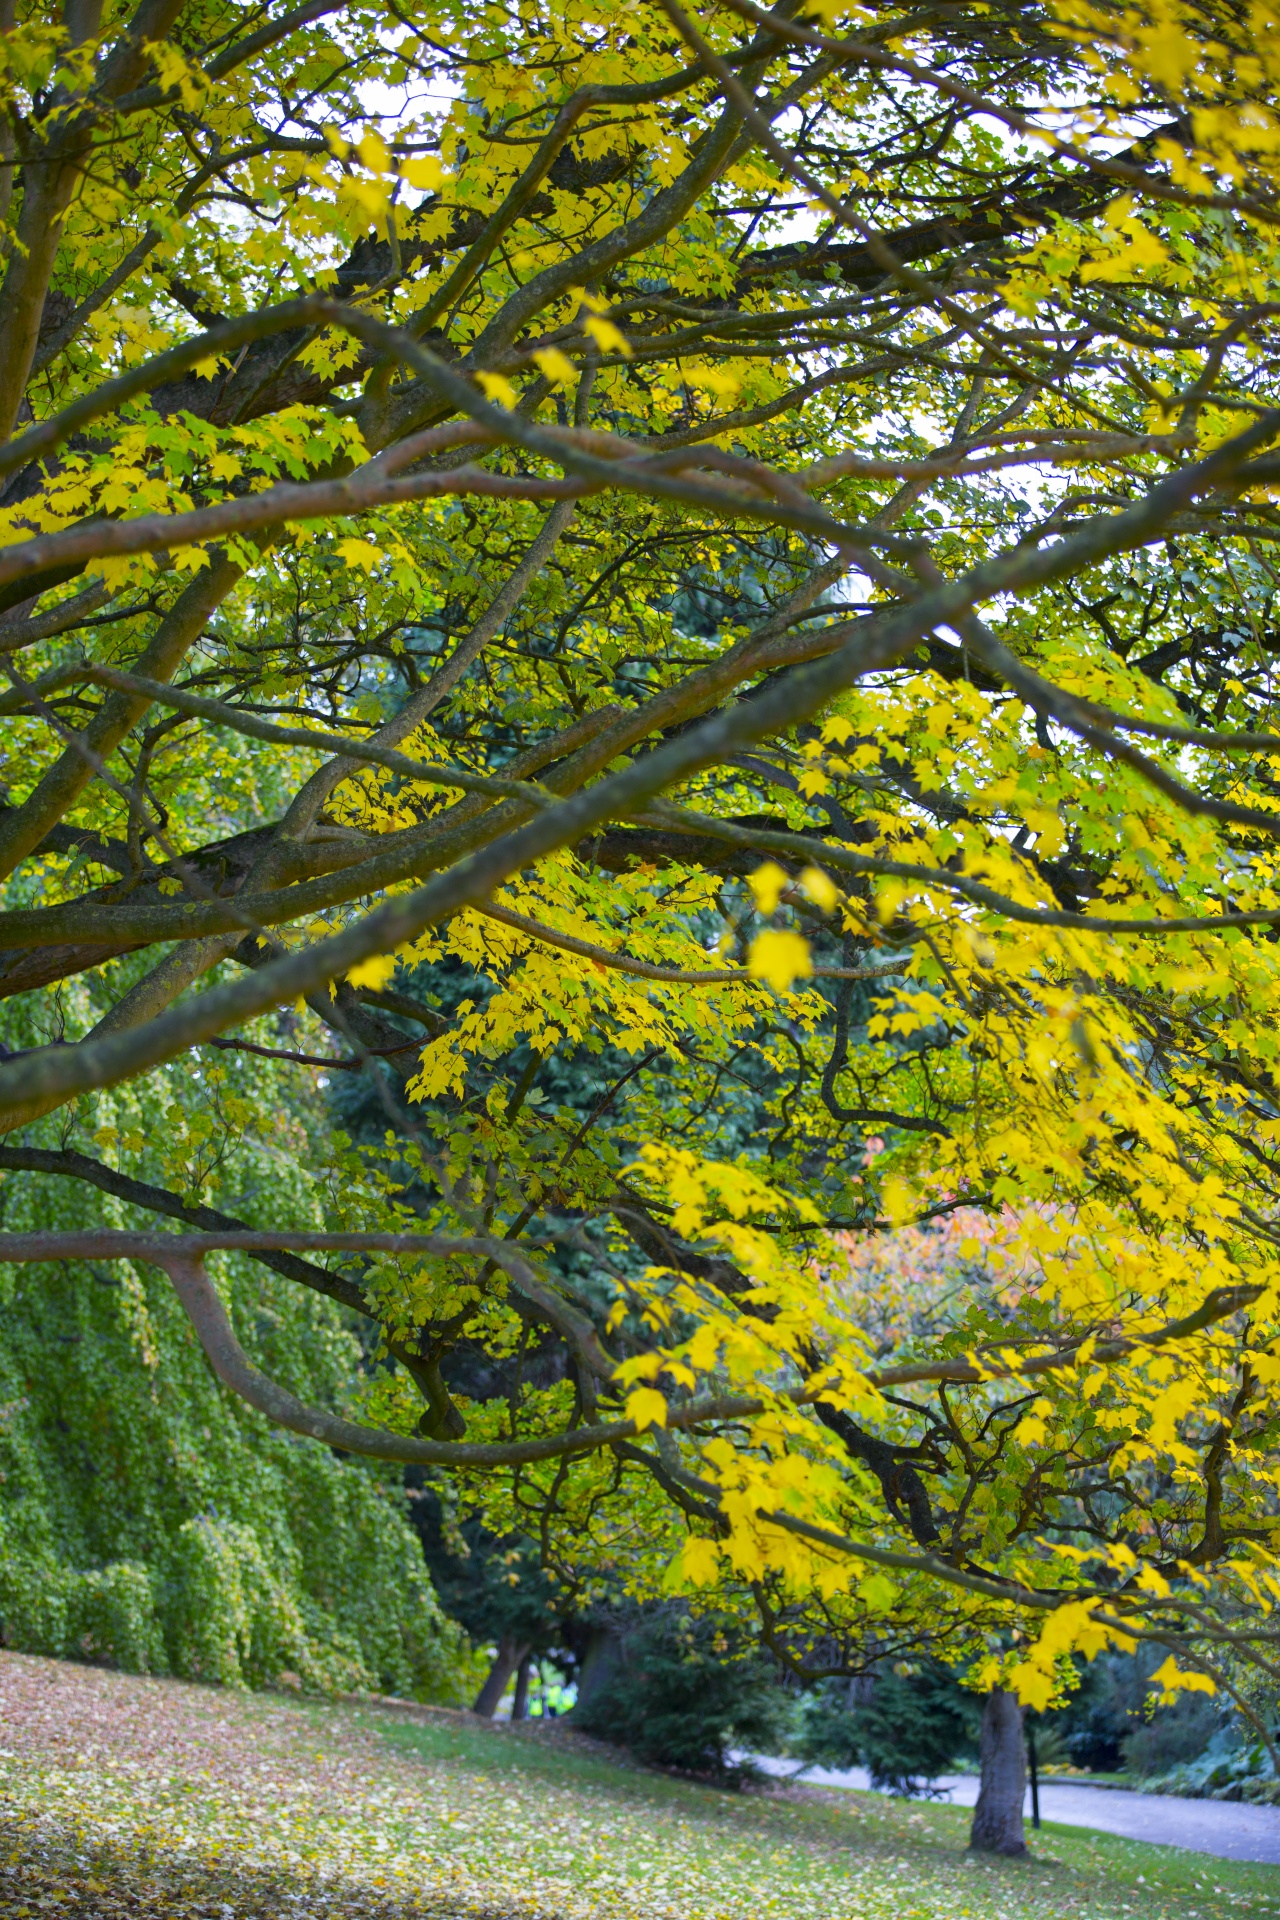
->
[969,1688,1028,1856]
[512,1652,533,1722]
[472,1633,530,1718]
[572,1623,625,1716]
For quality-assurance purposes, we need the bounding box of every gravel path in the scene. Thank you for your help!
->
[750,1758,1280,1864]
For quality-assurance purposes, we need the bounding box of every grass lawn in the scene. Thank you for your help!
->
[0,1652,1277,1920]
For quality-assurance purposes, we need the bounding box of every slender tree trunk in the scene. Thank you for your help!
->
[472,1633,530,1717]
[512,1652,533,1722]
[969,1689,1028,1856]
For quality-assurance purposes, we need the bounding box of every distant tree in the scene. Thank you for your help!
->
[797,1663,980,1796]
[1050,1648,1227,1778]
[1123,1693,1222,1780]
[413,1492,572,1717]
[1051,1653,1145,1774]
[576,1608,793,1782]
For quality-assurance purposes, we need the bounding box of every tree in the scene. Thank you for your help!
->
[797,1662,980,1796]
[413,1492,573,1715]
[6,0,1280,1862]
[970,1690,1031,1857]
[575,1604,793,1781]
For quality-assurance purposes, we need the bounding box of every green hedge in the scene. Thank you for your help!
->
[0,963,469,1699]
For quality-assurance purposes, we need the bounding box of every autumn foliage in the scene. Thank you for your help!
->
[3,0,1280,1743]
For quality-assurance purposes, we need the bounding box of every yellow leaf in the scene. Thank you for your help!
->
[335,538,382,573]
[747,861,789,915]
[859,1572,898,1612]
[748,930,813,992]
[348,953,397,991]
[686,1323,720,1372]
[880,1176,914,1225]
[796,768,830,798]
[533,347,577,386]
[800,865,839,912]
[400,155,443,191]
[1009,1663,1059,1712]
[687,364,741,400]
[680,1536,722,1585]
[626,1386,668,1430]
[1079,221,1170,283]
[476,371,518,409]
[356,130,392,174]
[1151,1656,1216,1701]
[583,314,632,358]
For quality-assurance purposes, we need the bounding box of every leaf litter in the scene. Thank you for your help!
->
[1,1651,1278,1920]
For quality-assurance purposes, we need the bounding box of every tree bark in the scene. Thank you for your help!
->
[512,1652,533,1722]
[572,1623,625,1716]
[0,555,242,885]
[473,1634,530,1718]
[969,1689,1028,1856]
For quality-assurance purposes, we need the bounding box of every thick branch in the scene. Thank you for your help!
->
[0,557,242,883]
[0,408,1274,1119]
[476,900,903,985]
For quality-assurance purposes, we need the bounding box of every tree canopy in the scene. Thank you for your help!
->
[5,0,1280,1732]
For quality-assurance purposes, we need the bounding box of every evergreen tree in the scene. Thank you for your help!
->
[576,1608,793,1782]
[797,1665,980,1796]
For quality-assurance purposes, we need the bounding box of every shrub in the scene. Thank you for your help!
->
[796,1664,979,1795]
[575,1610,793,1780]
[66,1562,165,1675]
[1124,1694,1221,1778]
[1141,1731,1277,1802]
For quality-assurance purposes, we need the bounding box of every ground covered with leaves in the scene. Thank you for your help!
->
[1,1653,1278,1920]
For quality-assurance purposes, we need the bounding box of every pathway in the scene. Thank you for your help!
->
[749,1756,1280,1865]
